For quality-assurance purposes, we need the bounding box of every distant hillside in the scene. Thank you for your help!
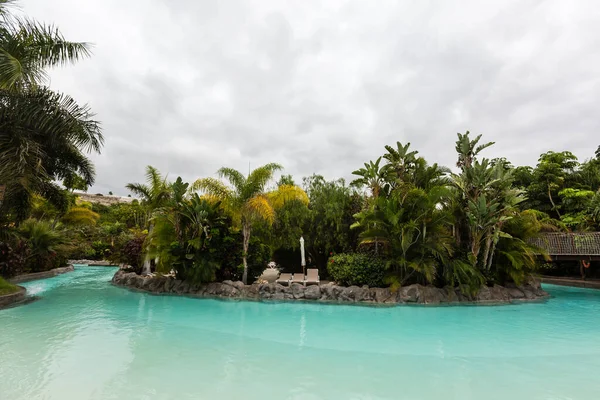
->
[76,192,135,206]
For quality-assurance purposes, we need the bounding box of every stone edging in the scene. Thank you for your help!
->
[112,270,549,305]
[68,259,113,266]
[541,276,600,290]
[0,286,27,309]
[9,265,75,284]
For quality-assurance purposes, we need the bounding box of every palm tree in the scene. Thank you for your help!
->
[0,0,91,89]
[352,185,453,287]
[146,177,226,282]
[19,218,66,272]
[455,131,494,170]
[126,166,172,274]
[351,157,388,198]
[382,141,418,184]
[193,163,308,284]
[126,166,172,212]
[0,1,102,222]
[451,133,537,284]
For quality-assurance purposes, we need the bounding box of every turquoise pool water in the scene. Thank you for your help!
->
[1,267,600,400]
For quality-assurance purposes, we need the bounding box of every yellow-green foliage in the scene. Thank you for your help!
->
[61,206,100,226]
[0,276,19,296]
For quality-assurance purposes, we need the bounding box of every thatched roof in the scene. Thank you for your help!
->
[530,232,600,256]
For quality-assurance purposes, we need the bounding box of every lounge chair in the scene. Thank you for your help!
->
[276,273,292,286]
[291,273,305,285]
[305,269,320,286]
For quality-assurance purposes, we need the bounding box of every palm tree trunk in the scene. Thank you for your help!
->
[142,224,154,275]
[482,233,493,272]
[486,237,498,272]
[242,223,251,284]
[471,232,482,268]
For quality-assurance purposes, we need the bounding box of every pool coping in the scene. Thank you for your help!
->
[9,265,75,284]
[0,285,27,309]
[541,276,600,290]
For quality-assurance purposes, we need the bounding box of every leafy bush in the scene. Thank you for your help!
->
[212,230,271,283]
[0,241,28,278]
[109,234,146,274]
[19,219,68,272]
[91,240,111,259]
[327,253,385,287]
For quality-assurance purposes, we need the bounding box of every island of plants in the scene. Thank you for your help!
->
[2,0,600,307]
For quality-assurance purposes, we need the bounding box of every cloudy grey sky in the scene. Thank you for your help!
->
[22,0,600,195]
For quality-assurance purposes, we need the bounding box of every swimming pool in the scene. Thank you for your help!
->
[1,267,599,399]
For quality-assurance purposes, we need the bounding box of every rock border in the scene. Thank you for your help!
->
[68,259,114,266]
[542,276,600,290]
[0,285,27,309]
[112,270,549,306]
[9,265,75,284]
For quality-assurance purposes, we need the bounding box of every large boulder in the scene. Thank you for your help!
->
[245,283,261,299]
[506,286,525,299]
[489,285,510,302]
[177,281,190,294]
[291,283,305,299]
[111,270,124,283]
[221,284,240,298]
[370,287,393,303]
[148,276,168,293]
[456,285,474,302]
[274,283,287,293]
[140,276,154,290]
[271,292,285,301]
[521,284,541,300]
[420,286,447,304]
[341,286,369,302]
[444,287,458,303]
[320,284,342,301]
[304,285,321,300]
[399,285,422,303]
[476,286,493,302]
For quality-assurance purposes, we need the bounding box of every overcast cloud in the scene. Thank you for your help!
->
[21,0,600,195]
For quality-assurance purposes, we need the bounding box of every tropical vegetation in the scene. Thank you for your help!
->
[1,0,599,291]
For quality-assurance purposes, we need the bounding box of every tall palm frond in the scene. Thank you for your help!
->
[126,165,171,211]
[192,162,298,284]
[245,195,275,224]
[351,157,387,197]
[217,167,246,193]
[0,13,91,89]
[245,163,282,197]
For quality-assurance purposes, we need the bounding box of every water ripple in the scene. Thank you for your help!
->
[1,269,600,399]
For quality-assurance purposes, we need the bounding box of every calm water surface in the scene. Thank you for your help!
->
[1,267,600,400]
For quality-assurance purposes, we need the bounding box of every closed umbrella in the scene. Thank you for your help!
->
[300,236,306,275]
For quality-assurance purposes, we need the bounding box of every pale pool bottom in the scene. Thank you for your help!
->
[1,267,599,399]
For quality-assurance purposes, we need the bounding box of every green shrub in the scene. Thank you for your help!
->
[109,234,146,274]
[327,253,385,287]
[0,276,20,295]
[0,241,28,278]
[19,219,68,273]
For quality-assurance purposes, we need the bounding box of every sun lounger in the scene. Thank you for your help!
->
[291,273,305,285]
[305,269,320,285]
[276,273,292,285]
